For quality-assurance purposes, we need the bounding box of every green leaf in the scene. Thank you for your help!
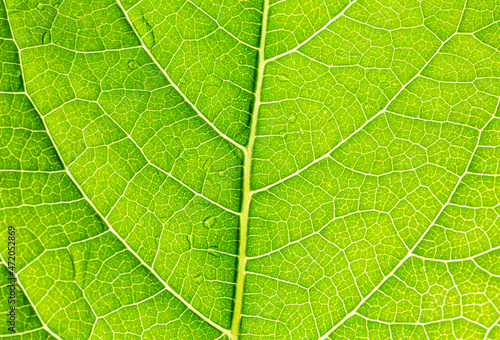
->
[1,0,499,339]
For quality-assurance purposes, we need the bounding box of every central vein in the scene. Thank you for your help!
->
[231,0,270,338]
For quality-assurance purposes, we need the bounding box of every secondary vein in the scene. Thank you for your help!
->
[115,0,246,154]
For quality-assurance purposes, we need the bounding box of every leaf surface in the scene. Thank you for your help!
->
[1,0,500,339]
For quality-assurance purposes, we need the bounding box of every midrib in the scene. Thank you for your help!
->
[231,0,270,338]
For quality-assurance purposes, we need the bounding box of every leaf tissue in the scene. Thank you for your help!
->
[1,0,500,339]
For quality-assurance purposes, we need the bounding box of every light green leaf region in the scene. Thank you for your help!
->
[0,0,499,339]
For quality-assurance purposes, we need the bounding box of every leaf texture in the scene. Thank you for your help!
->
[1,0,500,339]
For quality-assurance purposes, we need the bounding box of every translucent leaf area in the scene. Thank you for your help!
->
[1,0,500,339]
